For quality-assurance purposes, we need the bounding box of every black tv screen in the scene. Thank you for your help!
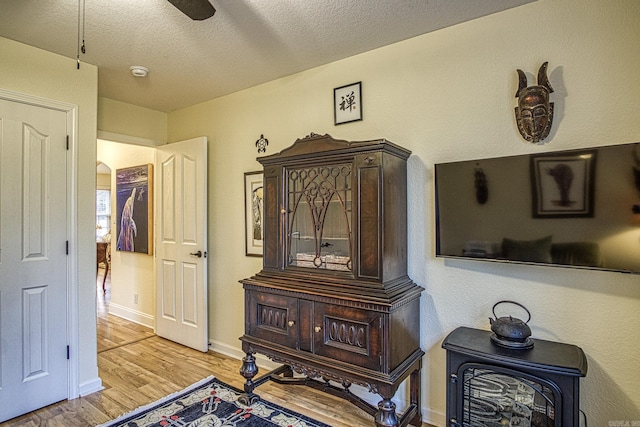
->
[435,142,640,274]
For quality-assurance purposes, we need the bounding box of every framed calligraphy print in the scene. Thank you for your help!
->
[334,81,362,125]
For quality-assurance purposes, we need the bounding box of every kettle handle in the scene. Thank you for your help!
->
[492,300,531,324]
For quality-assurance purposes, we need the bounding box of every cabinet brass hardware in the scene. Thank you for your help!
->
[314,326,322,333]
[288,321,295,327]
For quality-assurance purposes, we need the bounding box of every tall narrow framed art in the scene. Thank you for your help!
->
[115,164,153,254]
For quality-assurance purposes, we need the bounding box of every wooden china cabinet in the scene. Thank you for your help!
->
[239,133,424,427]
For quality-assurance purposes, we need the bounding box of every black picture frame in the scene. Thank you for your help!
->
[244,171,264,257]
[334,81,362,125]
[530,150,597,218]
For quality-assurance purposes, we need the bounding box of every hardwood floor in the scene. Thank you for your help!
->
[2,269,431,427]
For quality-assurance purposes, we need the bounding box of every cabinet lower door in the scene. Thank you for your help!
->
[313,302,383,371]
[246,291,298,348]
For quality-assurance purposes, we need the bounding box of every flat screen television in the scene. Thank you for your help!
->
[435,142,640,274]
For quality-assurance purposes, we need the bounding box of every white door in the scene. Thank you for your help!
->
[0,99,69,422]
[155,137,208,352]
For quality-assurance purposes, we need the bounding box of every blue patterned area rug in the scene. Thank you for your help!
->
[98,376,331,427]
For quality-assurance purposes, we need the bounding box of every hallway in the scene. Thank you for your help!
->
[96,267,155,354]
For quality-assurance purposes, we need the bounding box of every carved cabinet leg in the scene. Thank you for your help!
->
[408,368,422,427]
[238,352,260,405]
[374,397,398,427]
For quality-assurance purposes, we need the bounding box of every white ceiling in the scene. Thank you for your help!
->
[0,0,534,113]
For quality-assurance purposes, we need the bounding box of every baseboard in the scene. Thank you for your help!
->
[208,339,280,370]
[422,407,445,427]
[78,377,104,397]
[107,303,155,329]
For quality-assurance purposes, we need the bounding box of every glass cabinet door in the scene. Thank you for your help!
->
[286,163,352,272]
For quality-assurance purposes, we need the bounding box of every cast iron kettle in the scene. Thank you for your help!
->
[489,300,534,349]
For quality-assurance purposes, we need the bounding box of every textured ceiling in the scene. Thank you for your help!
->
[0,0,534,112]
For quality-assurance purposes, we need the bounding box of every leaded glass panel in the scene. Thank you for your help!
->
[286,164,352,271]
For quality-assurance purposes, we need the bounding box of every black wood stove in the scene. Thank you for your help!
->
[442,327,587,427]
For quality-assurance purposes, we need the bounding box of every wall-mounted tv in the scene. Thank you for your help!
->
[435,142,640,274]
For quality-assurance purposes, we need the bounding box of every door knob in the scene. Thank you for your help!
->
[190,250,203,258]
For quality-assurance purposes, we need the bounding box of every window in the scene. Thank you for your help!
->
[96,189,111,241]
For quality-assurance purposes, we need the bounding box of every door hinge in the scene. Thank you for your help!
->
[66,241,69,255]
[66,135,69,150]
[67,345,70,359]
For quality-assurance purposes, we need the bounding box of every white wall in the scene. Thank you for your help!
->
[167,0,640,425]
[98,97,167,144]
[97,140,156,326]
[97,172,111,190]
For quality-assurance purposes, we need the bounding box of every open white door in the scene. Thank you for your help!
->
[155,137,208,352]
[0,98,69,422]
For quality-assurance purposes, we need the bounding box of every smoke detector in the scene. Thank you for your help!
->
[129,66,149,78]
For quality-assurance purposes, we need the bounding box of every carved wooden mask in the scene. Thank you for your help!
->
[515,62,554,143]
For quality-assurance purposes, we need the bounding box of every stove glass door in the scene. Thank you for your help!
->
[459,364,560,427]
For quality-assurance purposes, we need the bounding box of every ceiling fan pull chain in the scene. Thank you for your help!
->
[81,0,86,54]
[76,0,80,69]
[76,0,86,69]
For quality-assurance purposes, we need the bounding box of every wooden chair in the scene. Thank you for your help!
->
[97,241,110,293]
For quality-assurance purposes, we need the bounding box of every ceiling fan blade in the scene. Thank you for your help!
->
[167,0,216,21]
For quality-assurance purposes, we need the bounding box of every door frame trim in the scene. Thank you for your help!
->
[0,88,79,399]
